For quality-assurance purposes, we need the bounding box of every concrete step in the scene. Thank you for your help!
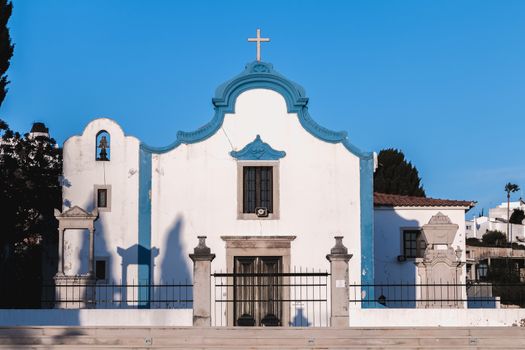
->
[0,327,524,349]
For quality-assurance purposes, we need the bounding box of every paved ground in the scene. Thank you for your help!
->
[1,326,525,349]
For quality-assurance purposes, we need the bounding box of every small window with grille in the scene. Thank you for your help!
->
[243,166,273,214]
[97,188,108,208]
[403,229,425,259]
[94,185,111,212]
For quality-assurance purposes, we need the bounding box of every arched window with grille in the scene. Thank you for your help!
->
[96,131,110,161]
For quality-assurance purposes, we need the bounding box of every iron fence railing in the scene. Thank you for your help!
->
[38,280,193,309]
[349,282,525,308]
[8,277,525,312]
[212,268,330,327]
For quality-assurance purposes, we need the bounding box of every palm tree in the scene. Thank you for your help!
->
[505,182,520,243]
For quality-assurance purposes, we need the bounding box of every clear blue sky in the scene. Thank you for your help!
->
[2,0,524,217]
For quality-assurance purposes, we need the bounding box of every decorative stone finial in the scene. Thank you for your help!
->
[421,212,459,247]
[194,236,211,255]
[330,236,348,255]
[326,236,353,262]
[428,212,452,225]
[189,236,215,262]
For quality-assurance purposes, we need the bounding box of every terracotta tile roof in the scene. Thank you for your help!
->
[374,192,475,208]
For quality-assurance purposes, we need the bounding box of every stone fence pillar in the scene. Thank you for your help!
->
[189,236,215,327]
[326,236,352,328]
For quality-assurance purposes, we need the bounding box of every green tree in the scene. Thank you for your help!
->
[466,237,482,246]
[0,0,14,107]
[0,120,62,307]
[481,230,507,247]
[510,209,525,225]
[374,148,426,197]
[504,183,520,242]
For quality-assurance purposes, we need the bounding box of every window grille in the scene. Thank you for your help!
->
[243,166,273,213]
[97,188,108,208]
[403,230,424,258]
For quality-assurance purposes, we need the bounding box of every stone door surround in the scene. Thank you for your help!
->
[220,235,296,326]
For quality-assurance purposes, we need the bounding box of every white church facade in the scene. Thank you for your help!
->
[56,56,475,325]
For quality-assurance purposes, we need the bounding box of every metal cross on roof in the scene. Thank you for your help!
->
[248,29,270,62]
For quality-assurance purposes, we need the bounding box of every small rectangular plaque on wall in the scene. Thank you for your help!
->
[336,279,346,288]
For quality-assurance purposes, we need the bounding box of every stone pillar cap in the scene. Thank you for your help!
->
[331,236,348,254]
[326,236,353,262]
[189,236,215,262]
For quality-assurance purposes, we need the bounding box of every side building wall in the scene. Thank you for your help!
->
[62,119,140,282]
[374,207,467,284]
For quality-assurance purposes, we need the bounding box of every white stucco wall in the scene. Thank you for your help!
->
[349,308,525,327]
[62,119,140,280]
[151,89,362,282]
[0,309,192,326]
[1,309,524,327]
[59,91,476,321]
[374,207,467,284]
[60,88,364,322]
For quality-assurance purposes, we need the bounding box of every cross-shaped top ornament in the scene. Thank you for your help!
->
[248,29,270,62]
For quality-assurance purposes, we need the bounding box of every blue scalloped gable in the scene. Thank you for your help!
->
[230,135,286,160]
[140,60,372,161]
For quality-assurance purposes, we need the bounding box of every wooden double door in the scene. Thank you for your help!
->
[233,256,282,326]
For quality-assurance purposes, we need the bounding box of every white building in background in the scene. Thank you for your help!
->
[56,58,475,324]
[466,200,525,243]
[489,200,525,221]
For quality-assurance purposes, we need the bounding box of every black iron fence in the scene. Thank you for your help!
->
[38,280,193,309]
[212,268,330,327]
[349,282,525,308]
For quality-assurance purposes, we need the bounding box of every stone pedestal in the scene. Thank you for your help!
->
[415,212,464,308]
[53,206,99,309]
[54,273,96,309]
[326,236,352,328]
[189,236,215,327]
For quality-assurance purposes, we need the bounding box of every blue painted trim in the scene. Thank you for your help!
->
[140,61,372,161]
[360,156,376,308]
[138,146,152,308]
[230,135,286,160]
